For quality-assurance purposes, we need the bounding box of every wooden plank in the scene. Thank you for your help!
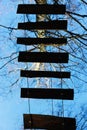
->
[21,70,70,78]
[18,52,69,63]
[17,4,66,14]
[23,114,76,130]
[21,88,74,100]
[17,38,67,45]
[18,20,67,30]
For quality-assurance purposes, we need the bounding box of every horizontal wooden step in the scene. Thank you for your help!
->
[23,114,76,130]
[17,4,66,14]
[21,88,74,100]
[18,20,67,30]
[21,70,71,78]
[17,38,67,45]
[18,52,69,63]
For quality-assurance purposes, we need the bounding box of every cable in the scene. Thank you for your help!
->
[51,78,54,115]
[27,78,31,113]
[59,44,64,117]
[21,1,32,129]
[61,78,64,117]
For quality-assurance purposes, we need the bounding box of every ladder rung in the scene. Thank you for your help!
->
[23,114,76,130]
[21,70,71,78]
[21,88,74,100]
[18,20,67,30]
[17,38,67,45]
[17,4,66,14]
[18,52,69,63]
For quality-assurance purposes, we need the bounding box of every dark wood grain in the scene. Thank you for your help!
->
[21,70,71,78]
[17,4,66,14]
[21,88,74,100]
[18,52,69,63]
[23,114,76,130]
[17,38,67,45]
[18,20,67,30]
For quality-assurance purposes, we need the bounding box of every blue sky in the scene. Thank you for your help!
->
[0,0,87,130]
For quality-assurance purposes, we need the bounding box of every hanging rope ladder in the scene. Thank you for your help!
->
[17,3,76,130]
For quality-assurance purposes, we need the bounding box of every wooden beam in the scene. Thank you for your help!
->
[20,70,70,78]
[18,52,69,63]
[18,20,67,30]
[21,88,74,100]
[17,38,67,45]
[23,114,76,130]
[17,4,66,14]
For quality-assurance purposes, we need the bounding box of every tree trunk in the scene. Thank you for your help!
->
[35,0,47,52]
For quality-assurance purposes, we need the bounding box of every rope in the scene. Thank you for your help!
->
[51,78,54,115]
[61,78,64,117]
[59,46,64,117]
[22,1,32,129]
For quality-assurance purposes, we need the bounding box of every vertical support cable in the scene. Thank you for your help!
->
[59,46,65,117]
[61,78,65,117]
[51,78,54,115]
[22,1,32,129]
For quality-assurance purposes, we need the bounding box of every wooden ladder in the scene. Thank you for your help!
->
[17,4,76,130]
